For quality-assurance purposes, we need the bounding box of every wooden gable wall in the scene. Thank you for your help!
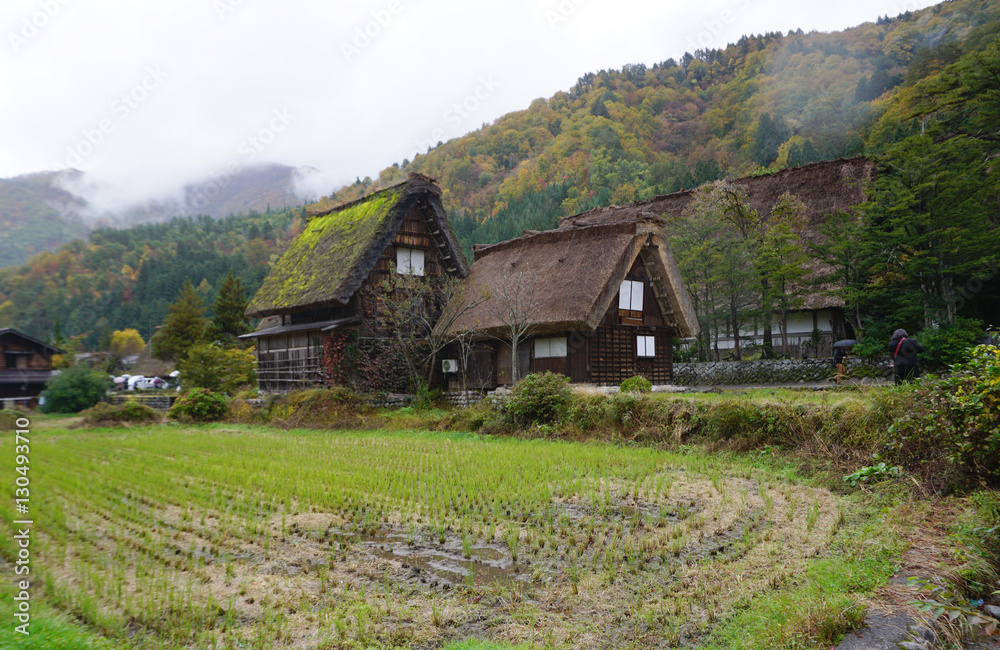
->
[0,334,53,372]
[360,205,448,338]
[589,256,674,385]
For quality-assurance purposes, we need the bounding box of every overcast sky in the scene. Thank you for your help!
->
[1,0,937,210]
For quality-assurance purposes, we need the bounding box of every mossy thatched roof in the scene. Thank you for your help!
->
[246,174,467,318]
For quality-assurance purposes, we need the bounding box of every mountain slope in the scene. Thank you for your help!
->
[0,163,308,268]
[318,0,999,256]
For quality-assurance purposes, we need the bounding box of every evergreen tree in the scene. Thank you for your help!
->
[151,280,207,361]
[210,271,251,345]
[752,113,791,166]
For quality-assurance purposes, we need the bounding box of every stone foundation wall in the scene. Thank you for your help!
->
[671,358,892,386]
[107,393,177,411]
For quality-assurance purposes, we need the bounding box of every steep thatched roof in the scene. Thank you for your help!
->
[560,157,877,310]
[439,216,699,340]
[246,174,468,318]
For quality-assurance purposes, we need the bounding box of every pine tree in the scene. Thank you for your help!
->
[151,280,207,361]
[210,271,251,345]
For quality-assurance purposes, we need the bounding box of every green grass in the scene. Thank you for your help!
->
[0,578,115,649]
[0,419,968,648]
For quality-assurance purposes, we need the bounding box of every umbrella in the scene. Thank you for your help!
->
[833,339,857,348]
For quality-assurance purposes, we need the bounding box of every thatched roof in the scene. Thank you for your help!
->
[246,173,468,318]
[439,216,699,340]
[559,157,877,310]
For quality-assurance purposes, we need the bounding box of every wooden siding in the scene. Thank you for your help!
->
[591,256,673,385]
[255,331,325,392]
[359,206,448,338]
[0,340,52,372]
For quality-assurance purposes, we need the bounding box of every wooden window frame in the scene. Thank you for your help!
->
[534,336,568,359]
[396,247,425,276]
[637,335,656,358]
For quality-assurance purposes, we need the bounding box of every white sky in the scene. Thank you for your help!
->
[0,0,938,209]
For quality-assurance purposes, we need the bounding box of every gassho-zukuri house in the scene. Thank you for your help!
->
[241,172,469,392]
[437,213,700,388]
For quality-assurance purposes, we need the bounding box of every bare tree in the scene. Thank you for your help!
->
[488,266,540,384]
[379,266,488,390]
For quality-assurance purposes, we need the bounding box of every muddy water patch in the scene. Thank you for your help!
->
[324,527,521,586]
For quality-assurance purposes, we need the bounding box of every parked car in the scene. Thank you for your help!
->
[127,376,169,390]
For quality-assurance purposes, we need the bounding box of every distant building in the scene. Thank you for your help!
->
[0,328,62,408]
[559,157,878,358]
[438,214,699,387]
[242,173,469,392]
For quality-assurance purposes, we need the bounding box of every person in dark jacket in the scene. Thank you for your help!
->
[833,345,848,384]
[888,329,925,384]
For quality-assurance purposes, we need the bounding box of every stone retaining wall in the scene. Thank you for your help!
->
[107,393,177,411]
[672,358,892,386]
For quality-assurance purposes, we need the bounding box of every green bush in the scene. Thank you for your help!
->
[168,388,229,422]
[620,375,652,393]
[80,402,161,427]
[177,343,256,395]
[40,364,111,413]
[885,345,1000,490]
[506,372,572,426]
[916,317,984,372]
[229,388,370,428]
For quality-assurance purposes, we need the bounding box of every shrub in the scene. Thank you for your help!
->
[916,317,984,372]
[40,364,111,413]
[168,388,229,422]
[230,388,371,428]
[177,343,256,395]
[620,375,652,393]
[506,372,572,426]
[885,345,1000,490]
[80,402,161,427]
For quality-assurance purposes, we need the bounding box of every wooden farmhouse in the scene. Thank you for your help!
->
[561,156,878,358]
[242,173,469,392]
[0,328,62,408]
[438,215,699,387]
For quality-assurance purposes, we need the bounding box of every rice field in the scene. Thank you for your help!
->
[0,423,897,649]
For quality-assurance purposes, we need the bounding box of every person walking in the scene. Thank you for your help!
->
[888,329,924,385]
[833,345,848,385]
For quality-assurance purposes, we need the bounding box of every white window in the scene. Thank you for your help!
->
[534,337,568,359]
[637,335,656,358]
[618,280,645,311]
[396,247,425,276]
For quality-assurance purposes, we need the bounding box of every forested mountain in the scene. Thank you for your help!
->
[0,171,89,268]
[321,0,999,256]
[0,163,307,268]
[0,208,302,346]
[0,0,997,348]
